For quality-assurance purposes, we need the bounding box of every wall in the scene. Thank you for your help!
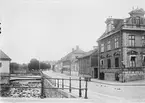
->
[0,60,10,73]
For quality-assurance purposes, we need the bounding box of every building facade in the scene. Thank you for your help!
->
[57,46,85,76]
[78,48,98,78]
[0,50,11,84]
[97,8,145,82]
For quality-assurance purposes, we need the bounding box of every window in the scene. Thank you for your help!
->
[136,17,140,26]
[107,59,111,68]
[115,57,119,67]
[128,35,135,46]
[142,55,145,66]
[132,17,140,26]
[0,62,2,67]
[142,35,145,47]
[108,23,112,32]
[101,43,104,52]
[100,59,104,67]
[107,41,111,50]
[115,38,119,48]
[130,56,136,67]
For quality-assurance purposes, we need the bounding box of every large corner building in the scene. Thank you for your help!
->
[97,8,145,82]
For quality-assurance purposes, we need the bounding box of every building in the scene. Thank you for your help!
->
[54,60,63,72]
[97,8,145,82]
[78,47,98,78]
[59,46,85,76]
[0,23,1,34]
[0,50,11,84]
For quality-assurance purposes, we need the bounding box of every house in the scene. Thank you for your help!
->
[60,46,85,76]
[97,8,145,82]
[78,47,98,78]
[0,50,11,84]
[54,60,63,72]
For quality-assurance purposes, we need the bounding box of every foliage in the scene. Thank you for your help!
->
[10,62,19,73]
[28,58,51,71]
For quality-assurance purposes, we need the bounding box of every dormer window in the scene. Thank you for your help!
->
[132,16,141,25]
[105,17,114,33]
[107,23,112,32]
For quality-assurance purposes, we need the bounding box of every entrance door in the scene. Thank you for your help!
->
[94,68,98,78]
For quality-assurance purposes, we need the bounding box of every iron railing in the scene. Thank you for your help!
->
[0,72,88,99]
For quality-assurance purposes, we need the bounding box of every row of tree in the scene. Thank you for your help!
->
[10,58,51,73]
[28,59,51,71]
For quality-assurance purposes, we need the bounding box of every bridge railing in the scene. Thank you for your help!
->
[0,72,88,99]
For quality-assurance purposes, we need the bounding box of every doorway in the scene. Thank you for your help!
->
[94,68,98,78]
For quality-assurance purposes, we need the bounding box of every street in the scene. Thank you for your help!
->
[42,70,145,103]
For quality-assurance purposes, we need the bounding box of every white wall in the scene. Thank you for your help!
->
[0,60,10,73]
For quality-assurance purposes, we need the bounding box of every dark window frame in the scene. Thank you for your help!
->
[115,57,119,68]
[129,35,135,47]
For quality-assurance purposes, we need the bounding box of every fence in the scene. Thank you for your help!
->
[0,72,88,99]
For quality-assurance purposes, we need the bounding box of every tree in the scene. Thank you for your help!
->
[28,58,39,71]
[10,62,20,73]
[40,62,51,70]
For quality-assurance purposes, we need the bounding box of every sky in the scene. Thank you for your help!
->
[0,0,145,64]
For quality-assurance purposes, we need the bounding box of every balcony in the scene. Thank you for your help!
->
[122,23,145,31]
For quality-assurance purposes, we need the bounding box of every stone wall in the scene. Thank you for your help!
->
[0,73,10,84]
[119,72,145,82]
[43,77,76,98]
[105,73,115,81]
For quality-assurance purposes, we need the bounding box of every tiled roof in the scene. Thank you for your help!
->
[0,50,11,61]
[97,19,123,41]
[78,49,98,59]
[61,48,85,61]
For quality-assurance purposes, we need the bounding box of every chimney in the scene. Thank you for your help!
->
[76,45,79,50]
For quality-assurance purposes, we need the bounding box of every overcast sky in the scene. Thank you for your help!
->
[0,0,145,63]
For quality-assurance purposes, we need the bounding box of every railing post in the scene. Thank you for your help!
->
[79,77,82,97]
[41,76,44,99]
[62,78,64,90]
[84,79,88,99]
[69,77,71,93]
[57,78,59,88]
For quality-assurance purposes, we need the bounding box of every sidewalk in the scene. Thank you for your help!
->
[42,70,145,103]
[91,78,145,86]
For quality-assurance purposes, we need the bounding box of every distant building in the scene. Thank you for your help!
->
[0,23,1,34]
[97,8,145,82]
[78,47,98,78]
[54,60,63,72]
[0,50,11,84]
[56,46,85,76]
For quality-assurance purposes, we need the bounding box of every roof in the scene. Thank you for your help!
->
[78,49,98,59]
[97,18,123,41]
[61,48,85,62]
[0,50,11,61]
